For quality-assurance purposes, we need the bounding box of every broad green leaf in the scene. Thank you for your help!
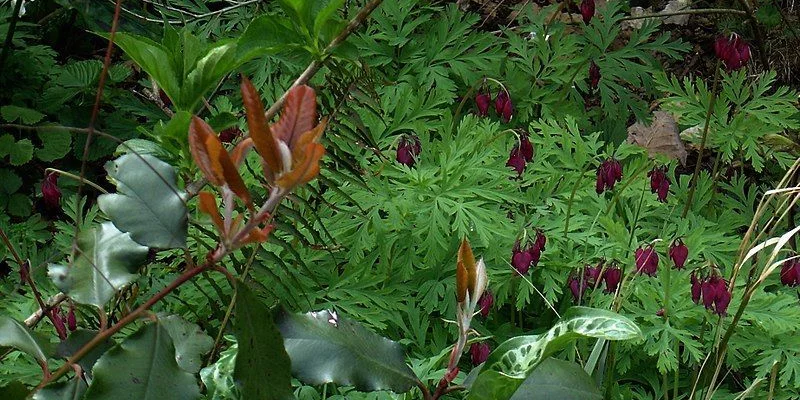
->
[98,154,188,249]
[0,316,54,364]
[0,134,14,157]
[313,0,345,38]
[510,358,602,400]
[9,139,33,166]
[233,284,293,400]
[237,16,298,61]
[33,377,87,400]
[36,128,72,161]
[180,41,239,112]
[207,112,239,133]
[200,337,240,400]
[106,32,181,108]
[1,105,45,124]
[57,329,116,378]
[467,307,641,400]
[7,192,32,217]
[115,139,172,160]
[0,382,30,399]
[0,169,22,194]
[48,222,148,308]
[84,323,200,400]
[160,315,214,374]
[277,308,419,393]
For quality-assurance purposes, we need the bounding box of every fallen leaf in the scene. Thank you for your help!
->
[627,111,688,165]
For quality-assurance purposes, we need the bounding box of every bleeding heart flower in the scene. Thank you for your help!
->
[596,158,623,194]
[714,33,751,71]
[648,166,670,202]
[511,240,534,274]
[476,91,491,117]
[219,126,242,143]
[469,342,491,366]
[580,0,595,24]
[701,276,720,310]
[603,265,621,293]
[780,258,800,287]
[41,171,61,212]
[714,285,731,316]
[494,90,513,123]
[569,273,587,302]
[690,272,702,304]
[656,308,665,317]
[519,132,534,162]
[396,135,422,167]
[67,305,77,331]
[51,309,67,340]
[534,230,546,252]
[588,61,601,90]
[506,146,527,176]
[635,245,659,276]
[584,263,603,286]
[478,291,494,318]
[669,239,688,269]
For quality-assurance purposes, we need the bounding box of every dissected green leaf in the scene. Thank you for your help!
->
[277,308,418,393]
[48,222,149,308]
[84,323,200,400]
[0,316,54,364]
[467,307,641,400]
[98,154,188,249]
[32,377,87,400]
[159,315,214,374]
[57,329,116,378]
[233,284,293,400]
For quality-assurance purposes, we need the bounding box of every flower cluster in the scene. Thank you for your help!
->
[692,274,731,316]
[714,33,751,71]
[635,245,659,276]
[569,261,622,302]
[510,230,546,275]
[396,134,422,167]
[506,132,534,176]
[648,166,670,202]
[475,88,513,123]
[595,158,623,194]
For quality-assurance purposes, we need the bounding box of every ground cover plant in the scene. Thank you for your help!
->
[1,0,800,399]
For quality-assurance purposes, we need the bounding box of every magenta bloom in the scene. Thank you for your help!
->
[588,61,601,90]
[669,239,688,270]
[219,126,241,143]
[698,275,730,315]
[67,307,77,331]
[534,230,546,252]
[635,245,659,276]
[603,266,622,293]
[396,135,422,167]
[580,0,595,24]
[469,342,491,366]
[494,90,513,123]
[511,240,533,274]
[51,309,67,340]
[507,146,527,176]
[478,291,494,318]
[519,133,534,162]
[41,172,61,211]
[648,166,670,202]
[476,92,491,117]
[596,158,623,194]
[584,264,603,286]
[714,33,751,71]
[780,258,800,287]
[690,272,702,304]
[569,274,587,302]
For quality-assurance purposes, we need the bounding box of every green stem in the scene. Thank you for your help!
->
[618,8,747,21]
[45,168,109,194]
[682,63,721,218]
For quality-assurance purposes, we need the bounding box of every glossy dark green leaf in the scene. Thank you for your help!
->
[180,41,239,113]
[98,154,188,249]
[277,309,418,393]
[233,284,293,400]
[57,329,116,378]
[236,15,298,61]
[159,315,214,374]
[105,33,181,107]
[0,381,30,399]
[0,316,53,364]
[49,222,148,308]
[32,377,87,400]
[467,307,641,400]
[510,358,602,400]
[84,323,200,400]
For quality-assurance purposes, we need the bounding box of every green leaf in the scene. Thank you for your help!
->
[467,307,641,400]
[1,105,45,124]
[313,0,345,37]
[98,154,188,249]
[510,358,602,400]
[0,316,54,364]
[115,139,172,160]
[207,112,239,133]
[106,32,181,108]
[0,382,30,399]
[0,134,14,157]
[48,222,149,308]
[57,329,116,378]
[32,377,87,400]
[159,315,214,374]
[7,193,32,217]
[9,139,34,166]
[36,128,72,162]
[180,41,239,112]
[277,308,419,393]
[200,337,240,400]
[237,16,297,61]
[233,284,293,400]
[0,169,22,194]
[84,323,200,400]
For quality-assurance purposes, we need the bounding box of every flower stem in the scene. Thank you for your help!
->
[681,62,721,219]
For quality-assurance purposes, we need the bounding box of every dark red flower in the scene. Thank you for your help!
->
[690,272,702,304]
[580,0,595,24]
[780,258,800,287]
[701,276,720,310]
[519,133,534,162]
[511,240,533,275]
[51,309,67,340]
[469,342,491,366]
[494,90,513,123]
[41,172,61,211]
[528,244,542,266]
[596,158,623,194]
[67,304,77,331]
[648,166,670,202]
[158,89,172,108]
[588,61,601,90]
[656,308,665,317]
[714,285,731,316]
[219,126,241,143]
[669,239,688,270]
[534,230,546,252]
[603,265,622,293]
[584,264,603,286]
[714,33,751,71]
[507,146,527,176]
[569,273,587,302]
[476,92,491,117]
[478,291,494,318]
[396,135,422,167]
[635,245,659,276]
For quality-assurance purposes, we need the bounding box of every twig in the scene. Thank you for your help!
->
[618,8,747,21]
[113,0,260,24]
[0,0,24,68]
[24,293,68,327]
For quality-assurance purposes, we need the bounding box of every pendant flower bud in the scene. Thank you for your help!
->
[67,305,77,331]
[580,0,595,24]
[511,240,533,275]
[669,239,688,269]
[780,258,800,287]
[506,146,527,177]
[603,265,622,293]
[475,91,491,117]
[51,309,67,340]
[584,264,603,286]
[534,230,546,252]
[469,342,491,366]
[648,166,670,202]
[219,126,242,143]
[588,61,601,90]
[714,33,751,71]
[478,290,494,318]
[635,245,659,276]
[396,135,422,167]
[596,158,623,194]
[494,90,513,123]
[690,272,702,304]
[569,273,587,302]
[41,171,62,212]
